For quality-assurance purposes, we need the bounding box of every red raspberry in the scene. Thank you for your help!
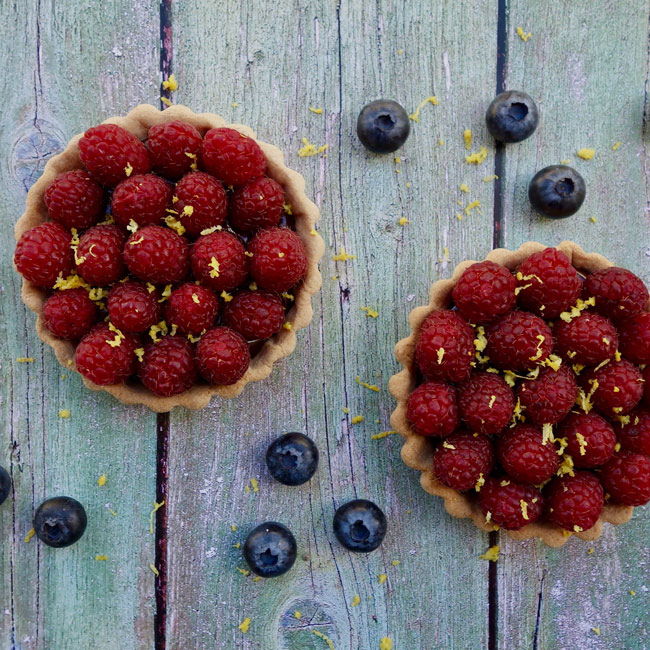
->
[545,472,604,532]
[222,290,285,340]
[618,312,650,365]
[76,225,126,286]
[580,359,643,416]
[584,267,649,323]
[137,336,197,397]
[497,424,559,484]
[75,323,139,385]
[190,230,248,292]
[644,366,650,408]
[601,451,650,505]
[557,412,616,468]
[44,170,104,230]
[452,261,516,324]
[517,365,578,426]
[432,431,494,491]
[617,410,650,456]
[229,177,285,233]
[196,326,250,385]
[486,311,554,371]
[415,310,474,383]
[457,372,514,435]
[479,477,544,530]
[124,225,189,284]
[14,223,73,288]
[406,381,458,437]
[515,248,582,318]
[164,283,219,335]
[43,288,99,339]
[78,124,151,187]
[111,174,172,230]
[107,281,162,334]
[147,120,202,180]
[200,127,266,186]
[248,227,308,293]
[554,311,618,366]
[173,171,227,238]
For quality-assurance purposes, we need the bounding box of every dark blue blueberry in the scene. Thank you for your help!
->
[33,496,87,548]
[333,499,387,553]
[266,432,319,486]
[0,466,10,506]
[357,100,410,153]
[528,165,586,218]
[485,90,539,143]
[243,521,297,578]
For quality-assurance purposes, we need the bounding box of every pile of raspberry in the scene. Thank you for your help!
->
[406,247,650,534]
[14,120,309,397]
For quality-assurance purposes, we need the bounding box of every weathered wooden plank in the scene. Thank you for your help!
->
[498,2,650,648]
[0,2,160,648]
[166,0,499,648]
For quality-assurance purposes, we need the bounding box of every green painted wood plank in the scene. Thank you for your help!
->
[165,1,499,648]
[498,2,650,649]
[0,2,160,648]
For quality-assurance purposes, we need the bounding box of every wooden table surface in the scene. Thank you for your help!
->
[2,1,650,649]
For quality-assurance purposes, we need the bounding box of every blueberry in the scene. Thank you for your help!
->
[333,499,387,553]
[33,496,87,548]
[243,521,297,578]
[266,432,319,486]
[485,90,539,143]
[357,100,410,153]
[0,466,10,506]
[528,165,586,218]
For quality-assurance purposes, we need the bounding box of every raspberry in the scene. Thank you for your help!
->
[584,267,649,323]
[196,326,250,385]
[618,312,650,365]
[601,451,650,505]
[190,230,248,292]
[415,310,474,383]
[406,381,458,437]
[76,225,126,286]
[496,424,559,484]
[515,248,582,318]
[553,311,618,366]
[457,372,514,435]
[616,410,650,456]
[485,311,554,371]
[479,477,544,530]
[78,123,151,187]
[222,290,285,340]
[44,170,104,230]
[557,412,616,468]
[75,323,138,385]
[137,336,197,396]
[432,431,494,491]
[517,365,578,426]
[229,177,285,233]
[124,225,189,284]
[545,472,604,532]
[14,223,73,288]
[580,359,643,416]
[147,120,203,180]
[200,127,266,186]
[451,261,516,324]
[43,288,98,340]
[173,171,227,238]
[248,227,308,292]
[164,283,219,335]
[107,281,161,333]
[111,174,172,230]
[643,366,650,408]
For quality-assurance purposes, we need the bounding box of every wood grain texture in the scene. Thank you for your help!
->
[0,2,160,648]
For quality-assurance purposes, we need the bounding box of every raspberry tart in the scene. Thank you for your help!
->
[14,105,324,411]
[389,241,649,547]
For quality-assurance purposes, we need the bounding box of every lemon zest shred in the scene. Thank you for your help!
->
[465,146,488,165]
[24,528,35,543]
[148,500,165,534]
[97,474,107,487]
[200,225,222,236]
[164,215,186,236]
[398,216,410,226]
[351,415,364,424]
[479,545,500,561]
[463,129,472,150]
[371,430,398,440]
[355,375,380,392]
[95,555,109,561]
[612,141,622,151]
[378,573,387,584]
[308,106,323,114]
[409,96,438,122]
[380,638,393,650]
[58,409,71,419]
[459,183,470,193]
[298,137,328,157]
[351,595,361,607]
[516,26,532,41]
[475,473,485,492]
[282,322,293,331]
[333,247,356,262]
[209,257,220,278]
[311,630,335,649]
[162,73,178,91]
[483,174,499,182]
[577,148,596,160]
[465,200,481,216]
[220,291,233,302]
[16,357,34,363]
[124,162,133,177]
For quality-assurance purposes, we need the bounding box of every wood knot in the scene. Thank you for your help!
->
[11,120,65,192]
[277,599,338,649]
